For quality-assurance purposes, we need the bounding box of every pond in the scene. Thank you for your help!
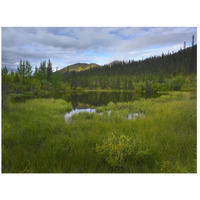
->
[64,108,96,122]
[54,91,150,109]
[11,90,166,109]
[12,91,140,108]
[60,91,152,122]
[11,90,157,122]
[64,108,145,122]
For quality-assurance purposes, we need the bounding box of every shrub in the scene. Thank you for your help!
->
[2,120,10,135]
[96,107,104,113]
[71,112,95,121]
[96,133,133,171]
[170,75,185,91]
[107,102,116,110]
[160,160,187,173]
[134,149,151,163]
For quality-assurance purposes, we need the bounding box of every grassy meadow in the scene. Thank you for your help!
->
[2,92,196,173]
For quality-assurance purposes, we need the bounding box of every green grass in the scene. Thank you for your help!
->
[2,92,196,173]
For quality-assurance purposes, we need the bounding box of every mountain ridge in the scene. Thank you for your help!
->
[58,63,100,73]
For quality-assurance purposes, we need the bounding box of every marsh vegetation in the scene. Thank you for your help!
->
[2,92,196,173]
[1,45,197,173]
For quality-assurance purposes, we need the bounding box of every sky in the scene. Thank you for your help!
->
[2,27,197,71]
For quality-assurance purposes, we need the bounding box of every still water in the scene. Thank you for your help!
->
[12,90,164,109]
[12,91,139,108]
[12,91,155,121]
[64,108,145,122]
[60,91,150,121]
[55,91,142,109]
[64,108,96,122]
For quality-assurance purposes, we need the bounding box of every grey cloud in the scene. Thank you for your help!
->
[2,27,197,70]
[120,29,196,51]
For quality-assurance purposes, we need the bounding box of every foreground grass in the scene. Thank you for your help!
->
[2,92,196,173]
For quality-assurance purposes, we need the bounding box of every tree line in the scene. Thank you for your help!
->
[61,44,197,90]
[2,44,197,108]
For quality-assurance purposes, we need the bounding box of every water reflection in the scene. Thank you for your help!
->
[64,108,95,122]
[128,112,145,120]
[56,91,137,109]
[11,91,137,107]
[12,91,166,109]
[64,108,145,122]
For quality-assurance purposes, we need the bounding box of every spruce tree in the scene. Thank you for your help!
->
[47,59,53,81]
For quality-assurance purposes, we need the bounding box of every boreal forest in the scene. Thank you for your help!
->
[2,44,197,108]
[2,35,197,173]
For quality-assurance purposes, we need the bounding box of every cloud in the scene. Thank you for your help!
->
[2,27,197,71]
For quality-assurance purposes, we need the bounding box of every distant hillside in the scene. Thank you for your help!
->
[108,60,122,66]
[61,45,196,90]
[73,45,197,77]
[58,63,100,73]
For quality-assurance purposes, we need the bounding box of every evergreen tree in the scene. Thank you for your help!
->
[2,66,10,108]
[33,67,39,78]
[47,59,53,81]
[17,60,25,79]
[184,41,186,49]
[25,61,32,76]
[128,79,133,90]
[70,71,77,89]
[192,35,194,46]
[38,60,47,80]
[145,81,153,98]
[2,66,8,77]
[17,60,32,78]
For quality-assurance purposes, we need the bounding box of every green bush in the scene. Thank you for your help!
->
[134,149,152,163]
[96,133,133,171]
[96,107,104,113]
[160,160,187,173]
[107,102,116,110]
[71,112,95,121]
[170,75,185,91]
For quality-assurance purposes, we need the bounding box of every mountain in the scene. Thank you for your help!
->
[61,45,196,90]
[72,45,197,77]
[108,60,122,66]
[58,63,100,73]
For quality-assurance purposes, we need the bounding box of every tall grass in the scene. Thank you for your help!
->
[2,93,196,173]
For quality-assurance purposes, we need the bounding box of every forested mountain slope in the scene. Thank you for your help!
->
[2,45,197,108]
[58,63,100,73]
[62,45,197,90]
